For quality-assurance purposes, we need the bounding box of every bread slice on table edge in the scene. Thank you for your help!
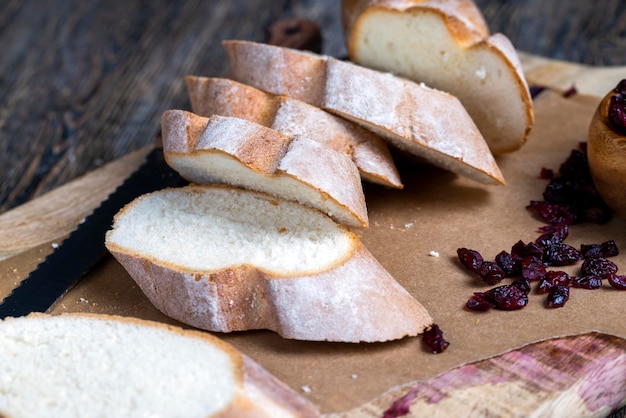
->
[161,109,369,229]
[341,0,534,154]
[0,312,320,418]
[104,184,433,343]
[185,75,403,189]
[222,39,505,186]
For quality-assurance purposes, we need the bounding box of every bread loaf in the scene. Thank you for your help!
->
[185,76,402,188]
[341,0,534,154]
[105,185,432,343]
[223,40,505,185]
[0,313,320,417]
[161,109,369,229]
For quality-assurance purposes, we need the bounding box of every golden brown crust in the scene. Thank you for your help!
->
[587,90,626,218]
[186,76,282,127]
[223,40,505,185]
[341,0,534,154]
[106,209,432,343]
[162,110,291,175]
[480,33,535,153]
[185,76,403,189]
[343,0,489,50]
[161,111,369,228]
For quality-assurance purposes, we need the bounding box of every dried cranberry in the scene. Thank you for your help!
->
[466,292,494,311]
[422,324,450,354]
[527,201,577,225]
[542,243,581,266]
[522,256,547,281]
[562,84,578,98]
[457,248,483,273]
[582,205,613,224]
[537,271,572,294]
[581,257,618,277]
[609,93,626,135]
[511,240,544,261]
[572,275,603,290]
[608,274,626,290]
[580,241,619,259]
[489,285,529,310]
[478,261,505,285]
[535,223,569,247]
[559,149,590,180]
[511,277,532,295]
[547,285,570,308]
[539,167,554,180]
[495,251,521,277]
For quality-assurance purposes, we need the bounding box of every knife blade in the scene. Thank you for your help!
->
[0,145,183,319]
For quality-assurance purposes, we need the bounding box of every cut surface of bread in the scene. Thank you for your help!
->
[105,185,432,342]
[185,76,402,188]
[342,0,534,154]
[223,40,505,185]
[0,313,320,418]
[161,109,369,228]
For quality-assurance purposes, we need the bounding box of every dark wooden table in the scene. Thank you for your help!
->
[0,1,625,416]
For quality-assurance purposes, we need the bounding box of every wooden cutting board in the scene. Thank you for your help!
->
[0,55,625,417]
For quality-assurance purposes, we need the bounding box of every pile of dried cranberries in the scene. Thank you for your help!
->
[459,143,624,311]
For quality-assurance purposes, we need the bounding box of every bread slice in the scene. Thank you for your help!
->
[0,313,320,417]
[185,76,403,189]
[222,40,505,185]
[161,109,369,229]
[105,185,432,343]
[341,0,534,154]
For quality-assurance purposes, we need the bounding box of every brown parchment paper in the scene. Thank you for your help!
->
[2,91,625,414]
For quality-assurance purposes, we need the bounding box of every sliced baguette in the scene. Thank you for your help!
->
[222,40,505,185]
[0,313,320,418]
[105,185,432,343]
[185,76,402,188]
[161,109,368,229]
[341,0,534,154]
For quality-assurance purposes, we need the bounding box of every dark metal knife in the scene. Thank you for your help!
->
[0,144,183,319]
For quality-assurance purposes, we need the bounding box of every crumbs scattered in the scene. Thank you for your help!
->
[351,374,358,380]
[51,242,59,249]
[301,385,312,393]
[404,222,414,229]
[475,66,487,80]
[428,250,440,257]
[79,297,89,303]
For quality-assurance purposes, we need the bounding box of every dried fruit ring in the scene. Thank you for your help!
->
[587,79,626,218]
